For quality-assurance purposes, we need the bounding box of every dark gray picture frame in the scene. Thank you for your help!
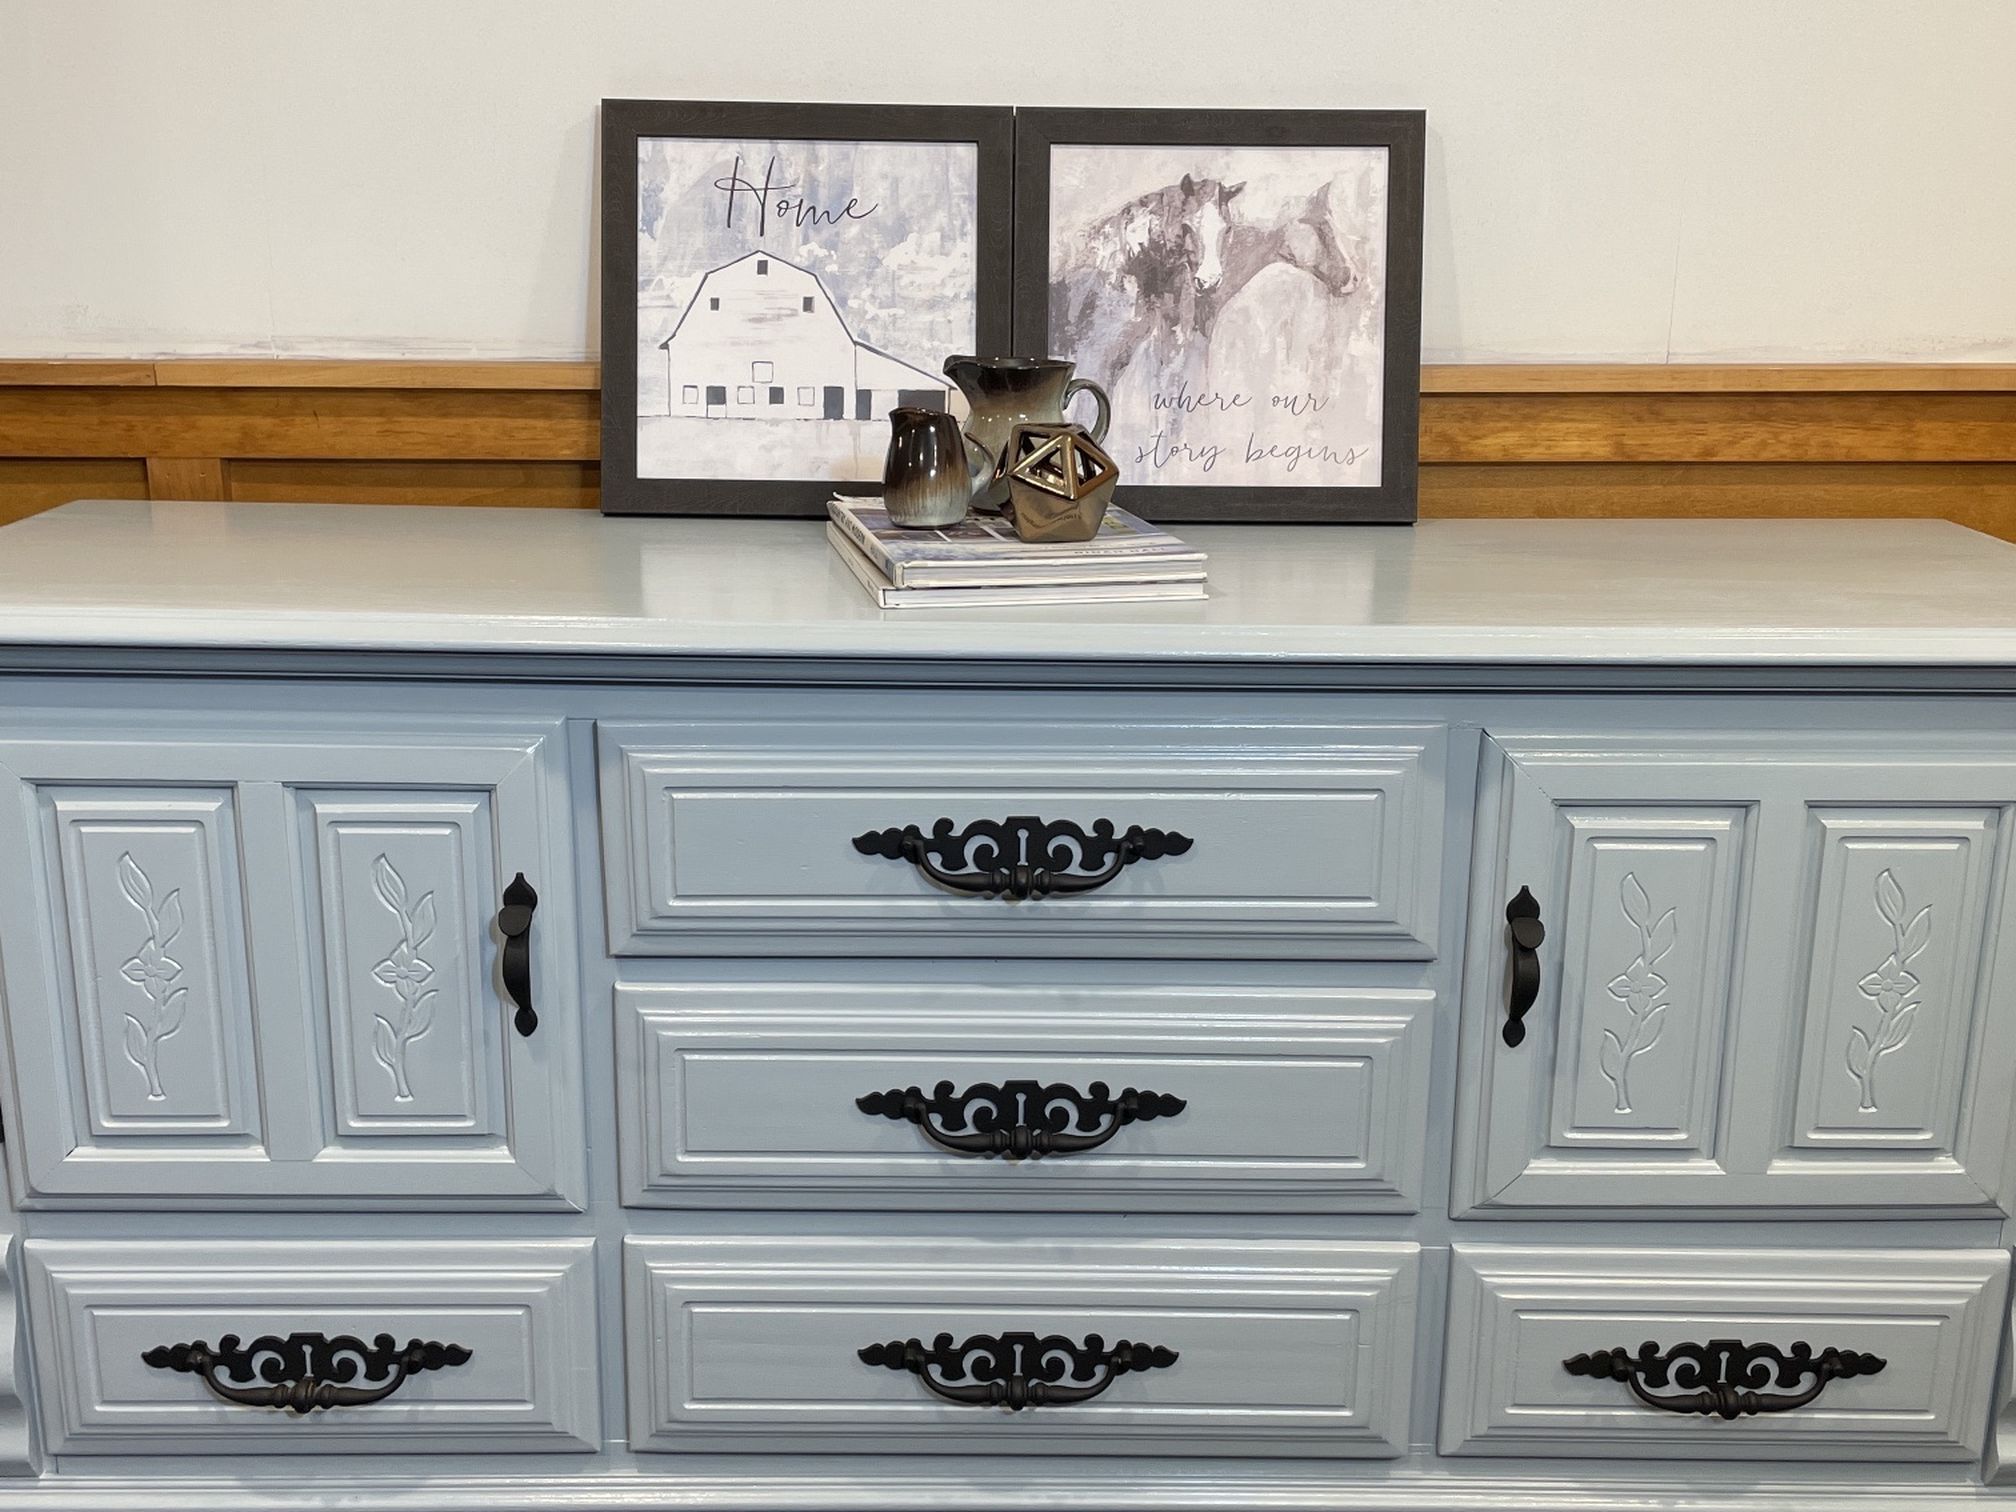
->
[600,99,1015,517]
[1012,107,1426,524]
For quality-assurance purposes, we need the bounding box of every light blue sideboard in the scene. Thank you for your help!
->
[0,500,2013,1509]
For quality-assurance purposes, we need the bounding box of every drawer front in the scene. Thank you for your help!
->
[614,981,1434,1212]
[598,715,1443,958]
[1454,733,2016,1215]
[22,1238,600,1455]
[623,1236,1418,1457]
[1441,1245,2009,1461]
[0,718,582,1209]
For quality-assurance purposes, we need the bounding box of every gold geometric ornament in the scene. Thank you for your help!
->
[998,422,1121,543]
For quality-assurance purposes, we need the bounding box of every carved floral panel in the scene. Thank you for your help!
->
[1546,809,1747,1156]
[302,794,495,1137]
[1791,811,1999,1149]
[50,793,259,1137]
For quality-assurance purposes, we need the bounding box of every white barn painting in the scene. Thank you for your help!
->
[659,251,949,423]
[633,134,978,482]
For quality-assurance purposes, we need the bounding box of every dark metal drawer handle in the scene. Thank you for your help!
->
[1501,884,1544,1047]
[1564,1338,1885,1419]
[496,873,538,1038]
[852,816,1193,900]
[857,1078,1185,1158]
[142,1330,473,1415]
[860,1330,1177,1410]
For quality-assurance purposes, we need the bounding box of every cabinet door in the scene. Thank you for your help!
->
[1454,733,2016,1216]
[0,721,581,1209]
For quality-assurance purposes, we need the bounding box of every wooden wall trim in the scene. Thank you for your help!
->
[2,359,2014,537]
[4,358,2013,393]
[1418,364,2016,394]
[0,360,602,389]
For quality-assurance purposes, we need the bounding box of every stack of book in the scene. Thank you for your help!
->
[826,496,1207,609]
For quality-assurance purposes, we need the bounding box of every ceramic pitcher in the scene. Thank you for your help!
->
[881,407,991,528]
[943,356,1111,511]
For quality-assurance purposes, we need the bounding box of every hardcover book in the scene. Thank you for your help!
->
[827,496,1206,589]
[827,525,1207,609]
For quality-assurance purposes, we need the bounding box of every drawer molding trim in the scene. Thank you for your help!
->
[625,1236,1419,1457]
[1440,1244,2010,1461]
[598,717,1445,959]
[614,982,1435,1212]
[23,1238,601,1455]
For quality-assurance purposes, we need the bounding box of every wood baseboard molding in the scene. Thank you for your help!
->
[3,360,2014,537]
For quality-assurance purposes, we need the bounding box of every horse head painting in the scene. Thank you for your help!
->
[1045,146,1390,487]
[1051,173,1360,395]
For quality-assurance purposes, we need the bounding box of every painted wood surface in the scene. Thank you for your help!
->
[7,504,2016,667]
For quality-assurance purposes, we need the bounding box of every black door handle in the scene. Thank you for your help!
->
[143,1330,472,1414]
[859,1330,1177,1409]
[1502,885,1544,1047]
[497,873,538,1038]
[1564,1338,1885,1419]
[856,1078,1185,1158]
[852,816,1193,900]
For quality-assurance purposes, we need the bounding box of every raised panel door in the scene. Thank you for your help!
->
[1455,733,2016,1216]
[0,717,581,1209]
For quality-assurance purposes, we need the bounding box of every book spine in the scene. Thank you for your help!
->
[828,506,902,585]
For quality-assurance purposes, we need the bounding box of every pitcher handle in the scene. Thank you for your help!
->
[1064,378,1111,444]
[962,430,996,491]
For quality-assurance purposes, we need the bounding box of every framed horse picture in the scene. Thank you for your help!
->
[601,99,1014,516]
[1011,108,1426,523]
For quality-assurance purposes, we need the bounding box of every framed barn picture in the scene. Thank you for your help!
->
[1012,107,1426,523]
[600,99,1014,516]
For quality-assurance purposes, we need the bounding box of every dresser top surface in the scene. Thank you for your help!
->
[3,500,2015,666]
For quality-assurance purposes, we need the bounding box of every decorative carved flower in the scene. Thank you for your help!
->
[1858,956,1919,1006]
[120,939,183,991]
[1606,957,1667,1006]
[372,941,434,990]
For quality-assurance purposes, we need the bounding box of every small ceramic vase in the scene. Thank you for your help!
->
[881,407,991,528]
[995,422,1121,544]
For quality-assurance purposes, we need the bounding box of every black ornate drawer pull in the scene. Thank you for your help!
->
[496,873,538,1038]
[852,816,1193,900]
[859,1330,1177,1410]
[142,1330,473,1415]
[1563,1338,1885,1419]
[1501,884,1545,1047]
[857,1078,1185,1158]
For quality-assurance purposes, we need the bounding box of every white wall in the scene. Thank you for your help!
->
[2,0,2012,364]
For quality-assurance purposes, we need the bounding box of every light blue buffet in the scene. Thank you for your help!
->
[0,499,2013,1510]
